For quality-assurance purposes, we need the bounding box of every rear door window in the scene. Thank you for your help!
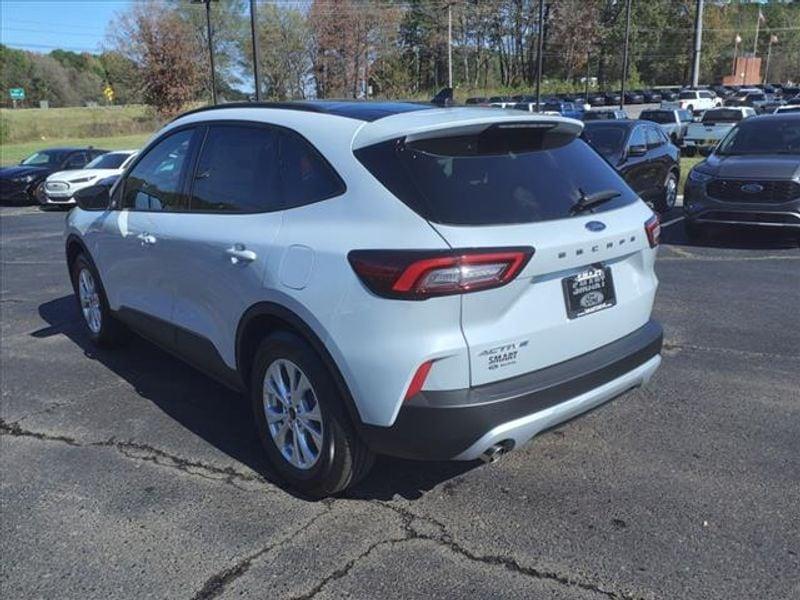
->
[355,126,638,226]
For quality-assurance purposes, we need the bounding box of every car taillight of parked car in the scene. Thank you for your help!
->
[348,247,535,300]
[645,215,661,248]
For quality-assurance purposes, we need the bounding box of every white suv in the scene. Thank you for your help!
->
[65,102,663,497]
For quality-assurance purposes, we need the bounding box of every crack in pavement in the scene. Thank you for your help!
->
[189,504,335,600]
[290,501,642,600]
[0,419,271,491]
[1,421,645,599]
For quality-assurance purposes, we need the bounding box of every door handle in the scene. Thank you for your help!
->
[137,232,157,246]
[226,244,257,265]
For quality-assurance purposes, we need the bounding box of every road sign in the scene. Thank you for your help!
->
[103,84,114,103]
[9,88,25,100]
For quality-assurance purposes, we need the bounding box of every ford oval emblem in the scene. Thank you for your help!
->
[741,183,764,194]
[585,221,606,232]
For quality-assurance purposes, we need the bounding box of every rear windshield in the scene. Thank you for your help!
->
[640,111,673,124]
[355,128,637,226]
[702,109,744,123]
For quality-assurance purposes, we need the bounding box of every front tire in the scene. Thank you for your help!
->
[655,171,679,213]
[70,253,127,347]
[250,332,374,498]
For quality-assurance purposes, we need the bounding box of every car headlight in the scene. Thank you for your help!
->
[68,176,96,184]
[688,169,714,184]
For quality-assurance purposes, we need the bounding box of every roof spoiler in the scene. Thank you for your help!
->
[431,87,454,107]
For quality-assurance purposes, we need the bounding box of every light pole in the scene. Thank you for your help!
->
[250,0,261,101]
[447,3,453,89]
[691,0,704,88]
[534,0,545,112]
[192,0,218,105]
[763,35,777,85]
[619,0,632,110]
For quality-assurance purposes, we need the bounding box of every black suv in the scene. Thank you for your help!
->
[583,120,680,213]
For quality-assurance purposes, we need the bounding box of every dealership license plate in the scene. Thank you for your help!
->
[562,266,616,319]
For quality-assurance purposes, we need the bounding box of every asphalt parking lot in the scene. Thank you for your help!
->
[1,205,798,600]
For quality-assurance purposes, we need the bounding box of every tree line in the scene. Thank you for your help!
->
[2,0,798,115]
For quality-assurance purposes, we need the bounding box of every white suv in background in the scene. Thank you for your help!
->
[42,150,138,207]
[663,89,721,113]
[65,103,663,497]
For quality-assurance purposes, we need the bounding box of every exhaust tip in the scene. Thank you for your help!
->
[479,440,514,464]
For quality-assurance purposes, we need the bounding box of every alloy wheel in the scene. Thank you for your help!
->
[263,359,324,470]
[77,268,102,334]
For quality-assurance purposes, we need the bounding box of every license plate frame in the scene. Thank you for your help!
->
[562,266,616,319]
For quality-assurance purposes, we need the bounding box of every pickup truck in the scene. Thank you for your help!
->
[662,89,721,113]
[682,107,755,156]
[639,108,693,143]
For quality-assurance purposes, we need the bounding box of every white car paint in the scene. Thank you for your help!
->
[43,150,138,205]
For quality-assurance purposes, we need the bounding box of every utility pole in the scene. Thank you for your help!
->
[763,35,777,85]
[447,3,453,89]
[192,0,218,105]
[585,51,590,105]
[619,0,632,110]
[250,0,261,101]
[534,0,545,111]
[691,0,704,88]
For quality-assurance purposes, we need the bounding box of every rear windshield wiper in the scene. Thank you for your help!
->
[570,188,621,215]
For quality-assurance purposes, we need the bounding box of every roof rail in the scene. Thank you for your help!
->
[170,101,327,123]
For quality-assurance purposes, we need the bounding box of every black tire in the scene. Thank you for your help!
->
[683,146,697,158]
[655,171,679,213]
[250,331,374,498]
[70,253,128,347]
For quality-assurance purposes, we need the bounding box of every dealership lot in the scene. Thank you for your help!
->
[1,206,798,599]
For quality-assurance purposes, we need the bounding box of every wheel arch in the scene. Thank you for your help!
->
[235,302,365,430]
[65,234,91,290]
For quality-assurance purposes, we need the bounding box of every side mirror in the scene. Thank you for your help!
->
[628,144,648,157]
[698,145,715,157]
[74,184,110,211]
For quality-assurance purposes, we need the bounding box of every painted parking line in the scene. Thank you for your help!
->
[662,215,685,228]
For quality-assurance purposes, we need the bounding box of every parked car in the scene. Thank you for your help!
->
[641,89,663,104]
[0,147,108,205]
[725,89,770,113]
[639,108,692,143]
[774,104,800,114]
[658,88,680,102]
[603,91,622,105]
[582,120,680,212]
[542,100,584,119]
[582,109,628,121]
[623,90,644,104]
[662,89,721,113]
[682,107,756,156]
[488,96,514,108]
[587,93,607,107]
[465,97,488,105]
[683,112,800,238]
[65,101,663,496]
[40,150,138,208]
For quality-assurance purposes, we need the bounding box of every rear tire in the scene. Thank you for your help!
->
[250,332,374,498]
[70,253,128,347]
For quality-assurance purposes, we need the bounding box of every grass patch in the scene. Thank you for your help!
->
[1,133,153,166]
[0,105,161,144]
[680,156,703,194]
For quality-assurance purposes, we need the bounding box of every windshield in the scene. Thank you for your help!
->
[582,125,627,156]
[86,153,130,169]
[716,118,800,155]
[20,150,68,166]
[640,111,673,124]
[702,109,744,124]
[355,132,637,226]
[678,91,697,100]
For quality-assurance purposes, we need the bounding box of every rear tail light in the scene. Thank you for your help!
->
[404,360,434,401]
[348,247,534,300]
[645,215,660,248]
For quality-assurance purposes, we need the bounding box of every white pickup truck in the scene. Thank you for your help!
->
[682,107,756,156]
[662,90,721,113]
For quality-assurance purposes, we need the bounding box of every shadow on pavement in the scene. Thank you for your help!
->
[662,220,800,250]
[35,295,477,502]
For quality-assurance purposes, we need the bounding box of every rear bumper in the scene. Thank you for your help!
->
[359,320,663,461]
